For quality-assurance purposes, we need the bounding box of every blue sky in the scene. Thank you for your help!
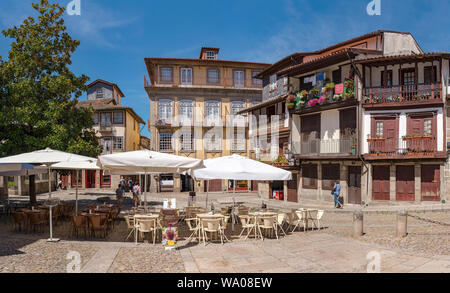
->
[0,0,449,138]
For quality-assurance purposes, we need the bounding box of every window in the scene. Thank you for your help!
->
[283,76,288,86]
[93,113,99,125]
[113,112,123,124]
[96,88,103,99]
[100,113,112,129]
[381,70,393,87]
[101,137,112,154]
[180,68,192,85]
[179,100,194,121]
[113,137,124,150]
[252,71,262,86]
[332,69,341,84]
[205,100,220,119]
[207,69,220,83]
[376,121,383,138]
[159,132,173,151]
[160,67,173,82]
[231,101,245,115]
[234,70,245,88]
[206,51,216,60]
[322,164,340,191]
[269,74,277,91]
[302,164,317,189]
[101,173,111,187]
[158,100,173,123]
[424,119,432,136]
[402,69,415,85]
[179,131,194,151]
[424,66,437,84]
[204,130,222,152]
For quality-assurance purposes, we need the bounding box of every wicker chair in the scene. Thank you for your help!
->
[72,215,87,239]
[11,212,26,232]
[28,212,47,233]
[88,215,108,239]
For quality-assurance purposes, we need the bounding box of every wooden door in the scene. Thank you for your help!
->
[372,165,390,200]
[371,117,397,153]
[348,166,361,204]
[396,166,415,201]
[421,165,440,201]
[251,180,258,192]
[287,175,298,203]
[204,180,222,192]
[85,170,96,189]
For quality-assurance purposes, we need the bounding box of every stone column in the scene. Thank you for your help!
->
[367,164,373,204]
[283,181,288,203]
[150,174,158,193]
[95,171,101,189]
[81,170,86,189]
[389,165,396,201]
[317,163,322,201]
[17,176,28,196]
[414,164,421,202]
[353,211,364,237]
[396,211,408,237]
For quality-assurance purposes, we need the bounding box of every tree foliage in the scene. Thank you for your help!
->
[0,0,100,158]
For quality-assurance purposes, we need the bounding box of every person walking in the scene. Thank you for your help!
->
[120,176,126,193]
[115,184,124,206]
[332,181,342,208]
[128,178,133,197]
[132,183,141,208]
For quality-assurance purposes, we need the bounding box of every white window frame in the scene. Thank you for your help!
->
[158,99,173,123]
[206,51,216,60]
[180,68,193,85]
[159,132,173,151]
[96,88,104,99]
[160,67,173,82]
[207,69,220,83]
[270,74,277,91]
[179,131,194,152]
[113,136,124,150]
[179,100,194,122]
[234,70,245,88]
[204,130,222,152]
[252,71,262,86]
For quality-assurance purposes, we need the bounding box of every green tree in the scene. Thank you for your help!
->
[0,0,100,158]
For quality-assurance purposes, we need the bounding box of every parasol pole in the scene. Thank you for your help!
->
[75,170,79,215]
[205,179,210,209]
[144,170,148,209]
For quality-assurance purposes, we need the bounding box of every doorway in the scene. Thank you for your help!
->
[85,170,96,189]
[396,165,415,201]
[421,165,440,201]
[348,166,361,204]
[372,165,390,201]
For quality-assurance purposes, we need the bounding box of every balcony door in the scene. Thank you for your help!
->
[339,108,356,154]
[300,114,320,155]
[401,68,416,98]
[371,116,398,154]
[407,113,436,152]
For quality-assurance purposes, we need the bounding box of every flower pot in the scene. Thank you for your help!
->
[286,103,295,109]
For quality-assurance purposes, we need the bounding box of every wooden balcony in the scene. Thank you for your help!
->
[292,138,358,158]
[365,136,445,160]
[362,83,442,108]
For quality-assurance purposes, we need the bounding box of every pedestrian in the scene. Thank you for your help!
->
[332,180,342,208]
[132,183,141,208]
[115,184,124,206]
[57,178,63,190]
[120,176,126,193]
[128,178,133,196]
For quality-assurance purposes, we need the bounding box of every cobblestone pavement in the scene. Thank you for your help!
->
[0,189,448,273]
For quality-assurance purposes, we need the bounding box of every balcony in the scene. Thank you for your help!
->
[365,136,443,159]
[363,83,442,106]
[292,138,357,157]
[99,125,113,132]
[154,119,173,128]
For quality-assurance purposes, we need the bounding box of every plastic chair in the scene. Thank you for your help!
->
[124,215,135,241]
[201,218,224,245]
[259,216,278,240]
[136,219,158,244]
[292,211,307,232]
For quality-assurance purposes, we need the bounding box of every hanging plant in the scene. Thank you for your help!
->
[319,96,327,104]
[307,99,319,107]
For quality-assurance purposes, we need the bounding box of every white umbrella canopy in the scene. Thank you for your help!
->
[98,150,203,207]
[0,164,47,176]
[97,150,203,173]
[0,148,95,165]
[191,154,292,181]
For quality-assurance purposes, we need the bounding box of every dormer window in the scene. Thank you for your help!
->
[206,51,216,60]
[96,88,104,99]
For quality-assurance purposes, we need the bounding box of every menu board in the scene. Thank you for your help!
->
[335,83,344,94]
[160,209,178,250]
[163,198,176,209]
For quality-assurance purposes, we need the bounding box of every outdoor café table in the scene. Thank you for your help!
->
[196,213,225,243]
[132,214,160,244]
[248,211,277,240]
[296,209,318,231]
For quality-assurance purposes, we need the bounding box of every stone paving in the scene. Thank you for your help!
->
[0,189,449,273]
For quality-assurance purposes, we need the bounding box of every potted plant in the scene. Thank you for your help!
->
[310,86,319,97]
[319,96,327,104]
[286,94,296,109]
[307,98,319,107]
[413,134,422,140]
[422,134,432,140]
[402,135,412,141]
